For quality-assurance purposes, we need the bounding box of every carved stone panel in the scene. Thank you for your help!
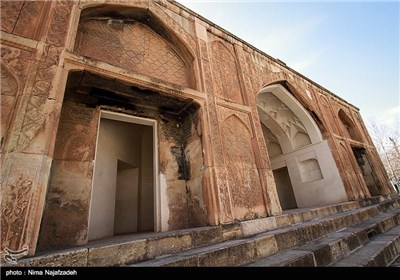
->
[45,1,74,46]
[1,45,33,153]
[37,101,99,250]
[2,42,60,154]
[198,40,215,95]
[338,142,362,199]
[221,114,266,220]
[15,45,63,154]
[210,41,243,104]
[1,174,34,251]
[0,46,31,88]
[53,101,98,161]
[319,95,339,135]
[75,20,192,88]
[0,1,24,33]
[13,1,47,40]
[1,153,52,255]
[1,64,18,149]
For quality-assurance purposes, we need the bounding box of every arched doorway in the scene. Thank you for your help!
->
[257,84,347,209]
[338,109,381,196]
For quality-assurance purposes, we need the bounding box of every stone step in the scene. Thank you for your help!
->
[132,201,400,267]
[246,209,400,267]
[22,226,226,267]
[332,224,400,267]
[358,194,399,208]
[239,200,360,237]
[15,195,400,267]
[14,199,360,267]
[130,238,257,267]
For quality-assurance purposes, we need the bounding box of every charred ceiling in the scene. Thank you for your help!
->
[65,71,199,120]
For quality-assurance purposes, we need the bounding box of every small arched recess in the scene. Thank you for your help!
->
[338,109,361,142]
[257,84,347,209]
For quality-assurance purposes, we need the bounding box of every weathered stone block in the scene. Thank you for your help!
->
[275,214,292,228]
[197,240,256,267]
[343,233,368,252]
[220,223,242,241]
[147,234,192,259]
[300,209,319,221]
[289,213,303,224]
[190,226,223,247]
[274,226,310,250]
[329,214,353,231]
[358,207,379,222]
[163,256,198,267]
[296,243,331,266]
[241,217,277,237]
[306,221,336,240]
[364,241,398,267]
[247,250,315,267]
[37,161,93,251]
[376,216,396,233]
[24,249,88,267]
[286,251,316,267]
[254,234,278,258]
[340,201,360,212]
[87,239,147,266]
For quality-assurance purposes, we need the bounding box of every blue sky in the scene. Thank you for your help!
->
[178,1,399,128]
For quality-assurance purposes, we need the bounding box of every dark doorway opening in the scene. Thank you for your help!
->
[273,167,298,210]
[352,147,380,196]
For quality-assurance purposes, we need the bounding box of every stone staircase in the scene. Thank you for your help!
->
[13,194,400,267]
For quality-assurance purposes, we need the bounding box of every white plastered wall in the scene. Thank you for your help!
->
[271,141,347,207]
[257,84,347,208]
[88,111,159,241]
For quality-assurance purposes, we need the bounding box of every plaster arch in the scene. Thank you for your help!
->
[256,84,347,209]
[258,84,322,145]
[257,105,292,154]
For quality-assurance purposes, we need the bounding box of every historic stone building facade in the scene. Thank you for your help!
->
[1,0,395,258]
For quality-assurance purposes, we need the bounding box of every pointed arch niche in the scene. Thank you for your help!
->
[74,5,195,89]
[257,84,347,209]
[221,114,266,220]
[338,109,361,141]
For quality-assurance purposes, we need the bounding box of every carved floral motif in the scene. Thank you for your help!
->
[1,63,18,149]
[13,1,44,39]
[210,41,242,103]
[221,115,265,220]
[0,46,30,83]
[16,45,62,151]
[1,176,33,250]
[45,1,73,46]
[0,1,23,33]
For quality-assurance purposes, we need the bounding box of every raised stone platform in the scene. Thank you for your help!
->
[5,194,400,267]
